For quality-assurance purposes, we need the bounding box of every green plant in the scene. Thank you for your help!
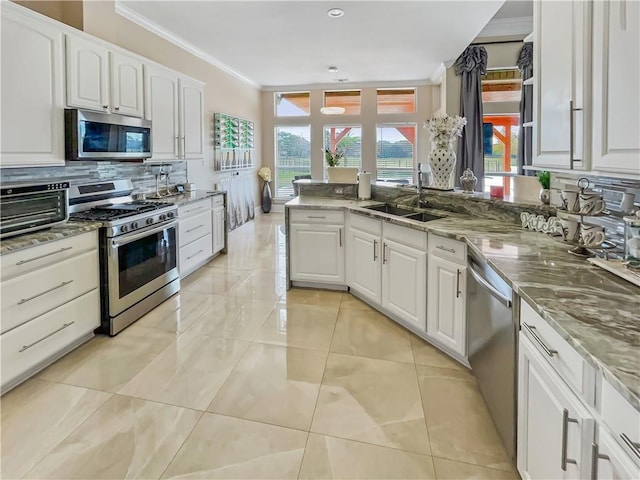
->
[324,148,344,167]
[537,170,551,189]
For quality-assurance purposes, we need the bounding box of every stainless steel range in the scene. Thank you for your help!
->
[69,180,179,335]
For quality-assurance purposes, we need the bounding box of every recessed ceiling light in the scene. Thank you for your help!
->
[328,66,338,73]
[327,8,344,18]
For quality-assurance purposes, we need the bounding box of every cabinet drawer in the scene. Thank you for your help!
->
[428,233,466,264]
[289,209,344,225]
[179,210,212,246]
[211,194,224,206]
[179,233,213,277]
[383,222,426,251]
[1,289,99,391]
[1,250,99,334]
[0,231,97,282]
[520,301,595,403]
[350,212,382,236]
[601,378,640,464]
[178,198,212,220]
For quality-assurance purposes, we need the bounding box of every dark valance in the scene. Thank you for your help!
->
[454,46,488,76]
[517,43,533,72]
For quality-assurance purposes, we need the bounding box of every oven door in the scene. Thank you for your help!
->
[107,220,179,316]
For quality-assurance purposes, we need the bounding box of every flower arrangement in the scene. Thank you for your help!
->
[424,114,467,139]
[257,166,272,183]
[324,148,345,167]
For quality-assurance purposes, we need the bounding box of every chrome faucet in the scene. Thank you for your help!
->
[417,162,424,202]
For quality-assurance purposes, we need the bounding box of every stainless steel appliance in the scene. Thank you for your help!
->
[65,109,152,161]
[69,180,179,335]
[0,182,69,238]
[467,250,519,461]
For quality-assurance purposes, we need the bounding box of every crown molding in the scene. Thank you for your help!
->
[261,78,438,92]
[114,1,261,89]
[478,16,533,38]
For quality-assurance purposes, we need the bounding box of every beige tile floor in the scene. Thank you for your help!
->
[1,213,519,480]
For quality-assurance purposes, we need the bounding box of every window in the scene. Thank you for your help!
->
[482,69,522,103]
[376,124,416,184]
[324,90,361,115]
[275,126,311,198]
[377,89,416,114]
[275,92,310,116]
[483,115,519,196]
[323,126,361,178]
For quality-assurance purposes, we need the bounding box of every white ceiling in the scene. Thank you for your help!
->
[117,0,506,88]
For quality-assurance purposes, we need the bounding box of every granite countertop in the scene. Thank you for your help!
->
[286,196,640,409]
[149,190,226,207]
[0,221,102,256]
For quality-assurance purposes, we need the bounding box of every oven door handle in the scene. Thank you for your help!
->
[111,219,178,248]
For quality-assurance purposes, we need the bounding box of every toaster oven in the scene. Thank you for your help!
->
[0,182,69,238]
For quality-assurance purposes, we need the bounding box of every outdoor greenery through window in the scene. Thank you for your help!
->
[275,126,311,198]
[323,126,362,179]
[376,124,416,184]
[275,92,310,116]
[324,90,361,115]
[377,89,416,114]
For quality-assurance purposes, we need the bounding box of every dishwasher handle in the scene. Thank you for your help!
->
[468,261,512,308]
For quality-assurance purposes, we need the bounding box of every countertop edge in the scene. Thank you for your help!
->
[0,222,102,255]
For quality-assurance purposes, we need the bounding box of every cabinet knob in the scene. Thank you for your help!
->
[114,106,120,111]
[102,105,108,110]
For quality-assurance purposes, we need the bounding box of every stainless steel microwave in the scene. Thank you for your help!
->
[0,182,69,238]
[65,109,152,161]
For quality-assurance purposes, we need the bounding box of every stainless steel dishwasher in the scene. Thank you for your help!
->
[467,250,519,462]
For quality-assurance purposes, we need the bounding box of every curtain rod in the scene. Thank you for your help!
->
[470,39,525,46]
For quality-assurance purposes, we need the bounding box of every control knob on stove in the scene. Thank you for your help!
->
[121,225,129,233]
[146,218,154,225]
[159,213,167,221]
[166,211,175,219]
[131,222,139,230]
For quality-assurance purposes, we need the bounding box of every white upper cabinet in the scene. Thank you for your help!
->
[591,0,640,176]
[179,77,205,159]
[533,0,591,171]
[66,35,110,113]
[0,5,65,167]
[145,64,180,161]
[110,51,144,118]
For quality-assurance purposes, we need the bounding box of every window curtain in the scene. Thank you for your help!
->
[454,46,487,191]
[517,43,533,174]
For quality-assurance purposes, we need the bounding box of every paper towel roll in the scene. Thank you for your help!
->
[358,172,372,200]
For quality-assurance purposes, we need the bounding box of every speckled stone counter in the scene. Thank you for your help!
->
[149,190,226,207]
[286,196,640,409]
[0,222,102,255]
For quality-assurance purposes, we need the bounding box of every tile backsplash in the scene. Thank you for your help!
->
[0,161,188,192]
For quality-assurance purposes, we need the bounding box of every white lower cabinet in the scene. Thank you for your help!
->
[178,198,214,278]
[347,215,382,305]
[290,222,345,284]
[518,331,596,480]
[213,204,225,255]
[594,428,640,480]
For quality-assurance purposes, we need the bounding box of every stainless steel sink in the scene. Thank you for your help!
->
[363,204,444,223]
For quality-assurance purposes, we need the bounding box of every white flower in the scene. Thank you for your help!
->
[424,114,467,138]
[257,167,272,182]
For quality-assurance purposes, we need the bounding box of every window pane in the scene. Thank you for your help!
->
[377,89,416,114]
[376,124,416,184]
[275,126,311,197]
[323,126,361,178]
[324,90,361,115]
[275,92,310,116]
[481,69,522,103]
[482,114,519,196]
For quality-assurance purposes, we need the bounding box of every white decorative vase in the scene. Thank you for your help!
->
[428,136,456,190]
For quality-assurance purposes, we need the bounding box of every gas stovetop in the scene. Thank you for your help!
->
[70,201,167,222]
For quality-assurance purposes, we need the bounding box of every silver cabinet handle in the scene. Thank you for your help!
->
[307,216,326,219]
[382,243,388,264]
[373,240,378,261]
[456,269,461,298]
[19,321,75,352]
[114,106,120,111]
[590,443,610,480]
[102,105,108,110]
[620,433,640,460]
[186,224,204,233]
[16,246,73,265]
[181,136,186,158]
[187,249,204,260]
[339,228,342,247]
[436,245,456,254]
[569,100,583,169]
[17,280,73,305]
[561,408,579,471]
[175,136,180,157]
[522,323,558,357]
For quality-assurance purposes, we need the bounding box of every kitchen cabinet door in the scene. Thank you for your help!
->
[427,256,466,355]
[591,0,640,176]
[179,76,205,159]
[532,0,591,170]
[348,227,381,305]
[1,6,65,167]
[594,428,640,480]
[110,51,144,118]
[145,64,180,161]
[290,223,344,284]
[518,332,595,480]
[381,239,426,331]
[213,205,225,254]
[66,35,109,113]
